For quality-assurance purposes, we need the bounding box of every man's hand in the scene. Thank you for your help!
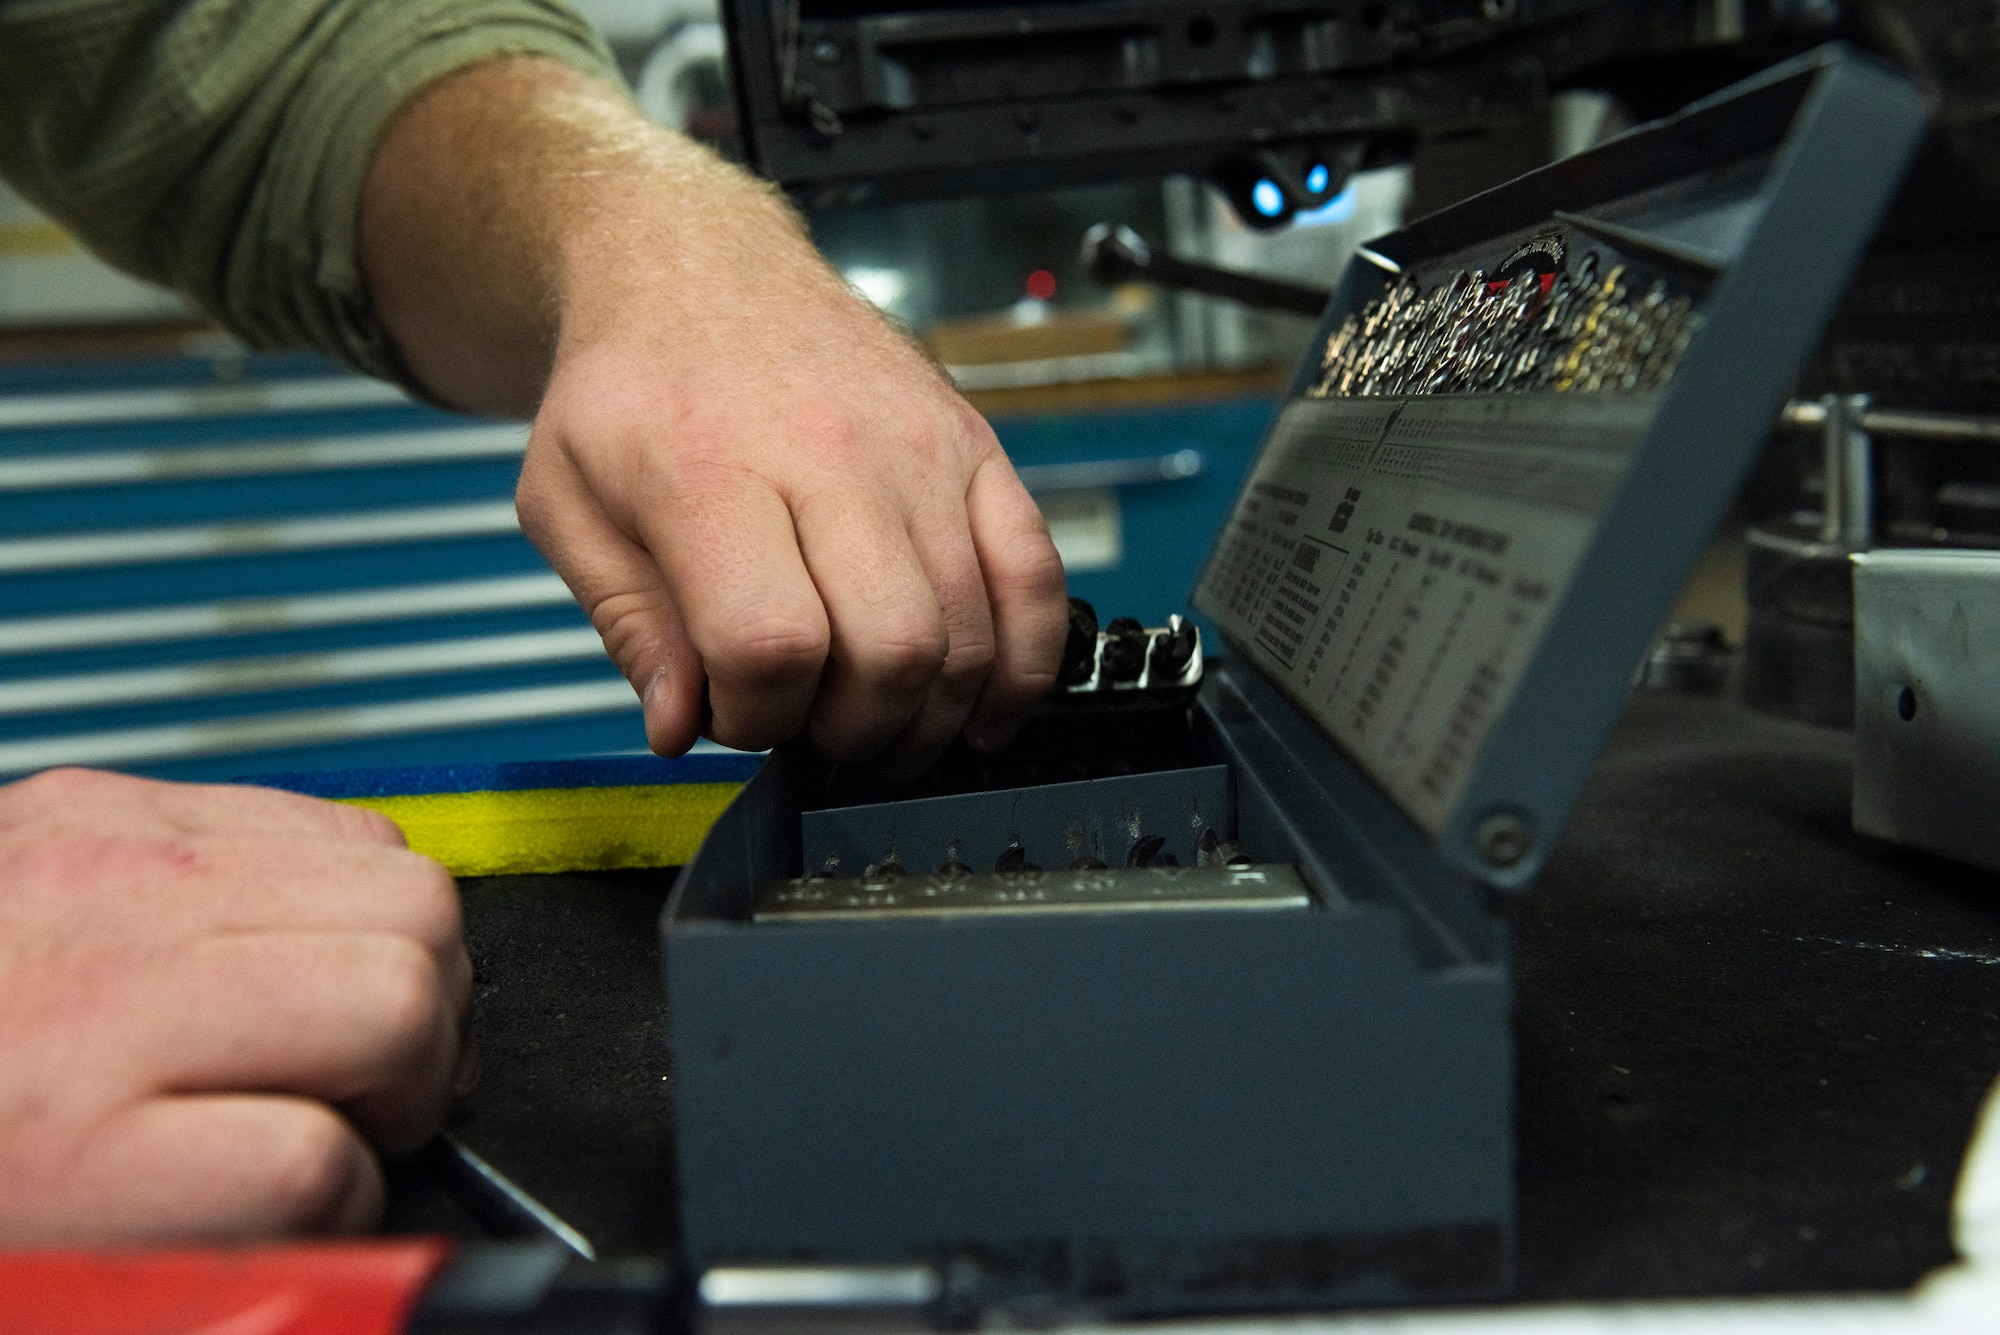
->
[360,58,1068,773]
[0,769,472,1244]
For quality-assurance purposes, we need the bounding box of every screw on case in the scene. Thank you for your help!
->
[1473,811,1533,869]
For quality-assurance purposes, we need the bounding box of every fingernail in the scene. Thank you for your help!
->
[641,671,676,754]
[641,669,669,715]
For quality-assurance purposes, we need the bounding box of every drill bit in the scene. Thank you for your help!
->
[1060,597,1100,685]
[1101,618,1148,683]
[995,842,1040,874]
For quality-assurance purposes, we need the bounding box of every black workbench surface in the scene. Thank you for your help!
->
[383,692,2000,1303]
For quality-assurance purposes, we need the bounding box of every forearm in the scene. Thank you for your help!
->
[0,1,614,385]
[358,56,836,417]
[362,53,1065,769]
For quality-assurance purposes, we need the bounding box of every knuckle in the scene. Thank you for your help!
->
[5,835,100,892]
[710,612,830,687]
[391,854,463,954]
[260,1106,367,1230]
[995,527,1068,602]
[341,805,407,848]
[1010,659,1062,699]
[4,830,194,897]
[588,590,670,679]
[653,426,734,483]
[895,407,950,459]
[849,617,949,695]
[512,470,562,547]
[951,402,1001,452]
[512,482,551,541]
[4,767,118,816]
[355,936,444,1057]
[793,400,868,465]
[937,628,997,695]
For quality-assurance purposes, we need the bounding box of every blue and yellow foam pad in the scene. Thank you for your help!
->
[248,754,761,877]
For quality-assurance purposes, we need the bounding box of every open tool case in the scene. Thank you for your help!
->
[663,48,1924,1314]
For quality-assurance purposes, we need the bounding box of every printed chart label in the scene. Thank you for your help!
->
[1195,393,1654,835]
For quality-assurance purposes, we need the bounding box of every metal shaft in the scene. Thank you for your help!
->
[1081,223,1331,317]
[1817,392,1873,549]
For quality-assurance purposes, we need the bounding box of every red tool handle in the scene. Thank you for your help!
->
[0,1237,453,1335]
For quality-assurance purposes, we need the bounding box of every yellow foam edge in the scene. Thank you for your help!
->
[340,783,744,877]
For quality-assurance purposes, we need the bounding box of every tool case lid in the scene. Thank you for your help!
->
[1192,44,1925,891]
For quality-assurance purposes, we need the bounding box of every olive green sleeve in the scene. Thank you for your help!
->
[0,0,619,387]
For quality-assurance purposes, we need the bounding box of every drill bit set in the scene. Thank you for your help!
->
[1307,250,1702,400]
[773,612,1235,924]
[662,47,1923,1317]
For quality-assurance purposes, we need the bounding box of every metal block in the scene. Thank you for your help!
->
[1854,549,2000,872]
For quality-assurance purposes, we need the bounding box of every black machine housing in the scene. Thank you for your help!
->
[719,0,1842,222]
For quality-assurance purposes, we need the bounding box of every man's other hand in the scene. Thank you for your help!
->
[361,59,1069,777]
[0,769,472,1243]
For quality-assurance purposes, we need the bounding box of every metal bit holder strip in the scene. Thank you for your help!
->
[800,764,1232,887]
[832,822,1253,881]
[1062,614,1203,694]
[1308,251,1703,401]
[752,862,1305,922]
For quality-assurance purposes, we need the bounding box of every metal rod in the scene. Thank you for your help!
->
[1841,394,1875,549]
[1818,392,1873,548]
[1081,223,1332,317]
[1781,399,2000,443]
[417,1134,597,1261]
[1819,393,1845,546]
[1859,407,2000,442]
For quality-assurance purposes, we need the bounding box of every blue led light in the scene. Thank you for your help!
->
[1251,179,1286,217]
[1305,163,1330,194]
[1293,182,1359,227]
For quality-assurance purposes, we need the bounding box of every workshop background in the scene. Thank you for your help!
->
[0,0,1620,785]
[10,6,2000,1327]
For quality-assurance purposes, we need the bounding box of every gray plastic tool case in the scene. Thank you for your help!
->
[663,47,1924,1314]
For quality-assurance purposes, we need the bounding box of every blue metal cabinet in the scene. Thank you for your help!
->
[0,352,1271,782]
[994,394,1276,629]
[0,357,635,781]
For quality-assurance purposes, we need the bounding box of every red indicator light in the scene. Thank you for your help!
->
[1025,269,1058,300]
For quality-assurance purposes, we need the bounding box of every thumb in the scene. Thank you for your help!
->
[515,444,704,756]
